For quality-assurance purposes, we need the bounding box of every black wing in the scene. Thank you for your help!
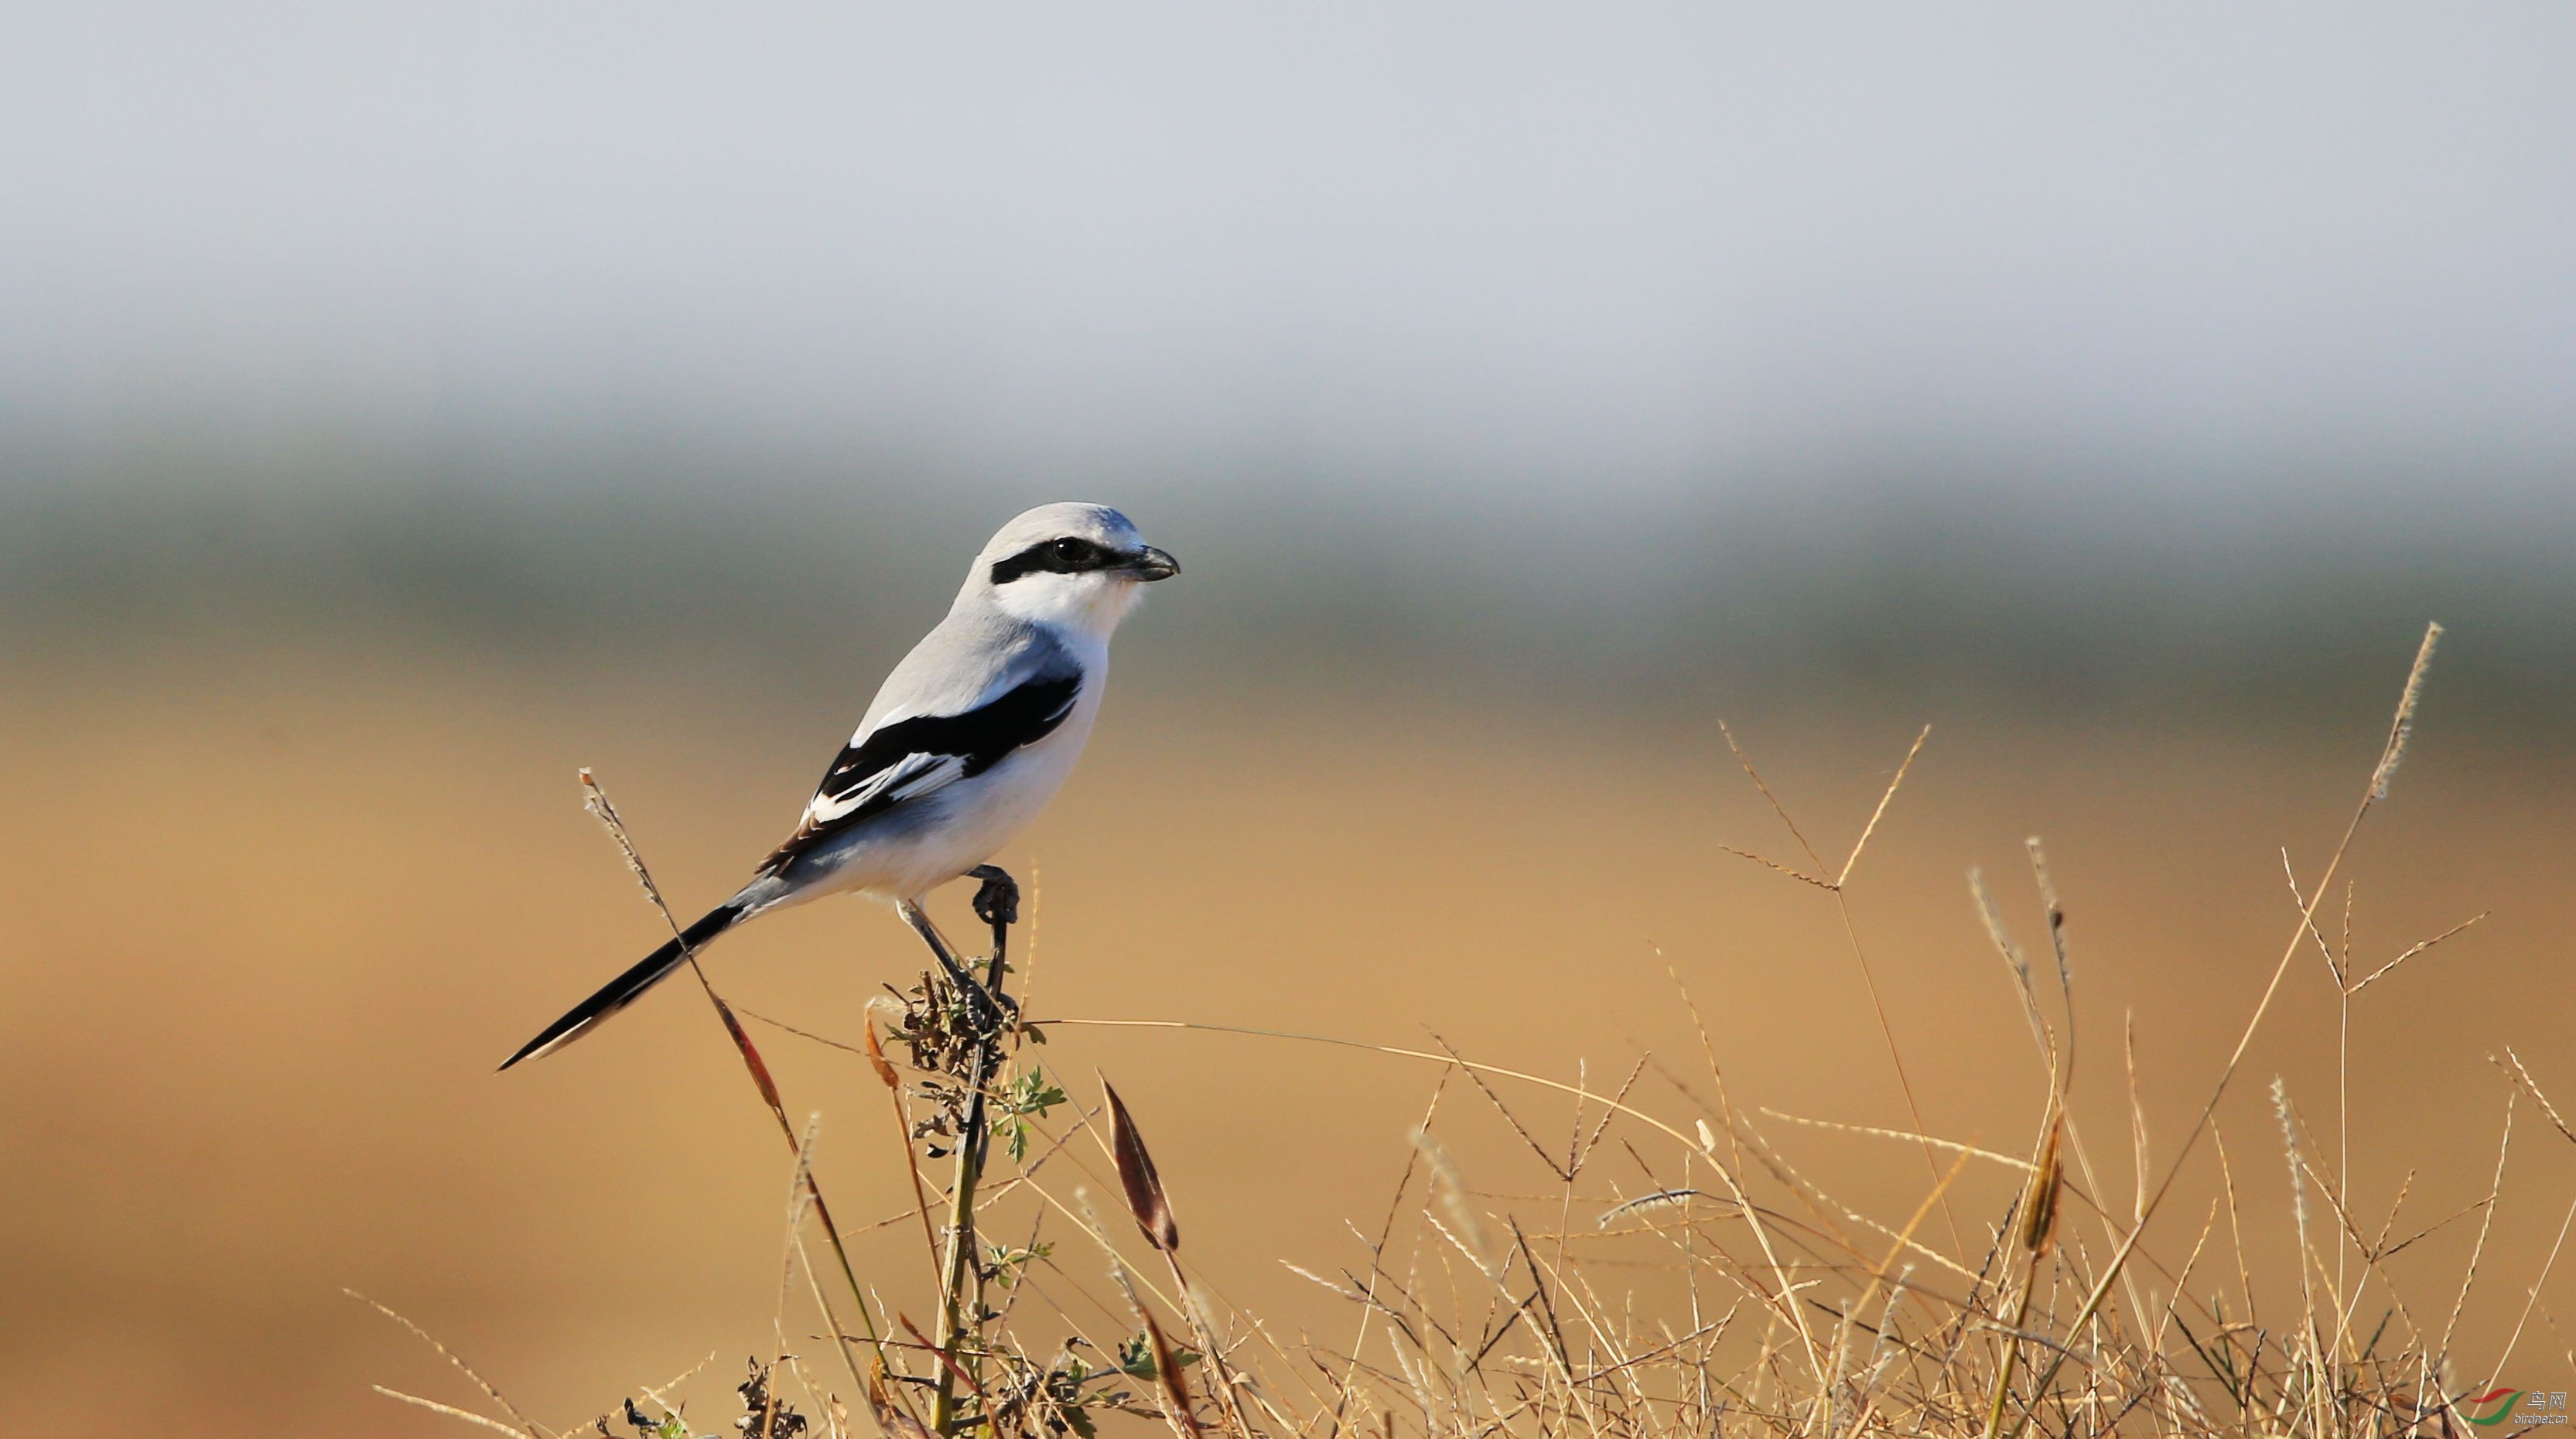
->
[756,671,1081,877]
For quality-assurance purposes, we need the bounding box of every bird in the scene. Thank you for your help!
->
[501,502,1178,1070]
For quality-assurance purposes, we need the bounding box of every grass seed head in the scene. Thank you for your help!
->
[2017,1118,2064,1257]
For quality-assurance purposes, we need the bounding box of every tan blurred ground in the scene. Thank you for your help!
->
[3,646,2571,1434]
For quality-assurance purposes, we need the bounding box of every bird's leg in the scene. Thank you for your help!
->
[897,897,963,969]
[959,866,1022,1031]
[898,899,996,1020]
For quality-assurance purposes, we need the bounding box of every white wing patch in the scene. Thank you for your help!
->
[804,750,965,825]
[756,653,1083,880]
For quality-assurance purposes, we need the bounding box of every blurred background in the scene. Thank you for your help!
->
[4,5,2572,1434]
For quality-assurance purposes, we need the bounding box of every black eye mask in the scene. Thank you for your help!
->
[990,536,1120,584]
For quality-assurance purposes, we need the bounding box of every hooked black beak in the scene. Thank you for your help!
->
[1123,545,1180,582]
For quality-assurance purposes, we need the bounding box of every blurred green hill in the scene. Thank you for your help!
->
[7,424,2569,740]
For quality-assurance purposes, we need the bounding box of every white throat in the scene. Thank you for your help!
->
[983,573,1146,641]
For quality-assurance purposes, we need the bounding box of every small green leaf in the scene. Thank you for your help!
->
[1115,1332,1200,1379]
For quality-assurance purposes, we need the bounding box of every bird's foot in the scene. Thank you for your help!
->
[969,864,1021,929]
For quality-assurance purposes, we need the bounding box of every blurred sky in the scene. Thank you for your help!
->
[3,4,2572,723]
[9,2,2574,484]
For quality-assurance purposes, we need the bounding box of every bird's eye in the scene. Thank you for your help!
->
[1051,538,1094,564]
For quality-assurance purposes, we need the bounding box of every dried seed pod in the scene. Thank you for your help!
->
[1139,1308,1204,1439]
[1104,1081,1180,1253]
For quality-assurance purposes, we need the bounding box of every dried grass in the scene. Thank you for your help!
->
[380,623,2561,1439]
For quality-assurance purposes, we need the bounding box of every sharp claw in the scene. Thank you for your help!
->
[970,866,1021,928]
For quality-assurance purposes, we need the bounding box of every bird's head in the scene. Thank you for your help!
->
[969,503,1180,636]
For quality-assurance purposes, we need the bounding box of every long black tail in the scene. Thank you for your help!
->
[499,901,745,1070]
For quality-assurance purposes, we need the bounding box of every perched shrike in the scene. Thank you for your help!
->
[502,502,1178,1069]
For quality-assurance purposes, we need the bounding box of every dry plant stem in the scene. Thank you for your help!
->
[2494,1047,2576,1149]
[2005,621,2440,1437]
[1052,1018,1806,1381]
[1975,849,2155,1379]
[373,1385,536,1437]
[2488,1045,2576,1373]
[1102,1076,1257,1437]
[2441,1091,2516,1369]
[2282,856,2482,1379]
[1717,723,1964,1263]
[774,1116,825,1439]
[861,1003,951,1287]
[1161,1247,1256,1439]
[930,900,1016,1437]
[1978,1113,2064,1439]
[1037,1021,1726,1174]
[1978,1270,2042,1439]
[347,1289,542,1437]
[1830,1147,1976,1419]
[1321,1074,1447,1439]
[2492,1190,2576,1387]
[579,771,887,1392]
